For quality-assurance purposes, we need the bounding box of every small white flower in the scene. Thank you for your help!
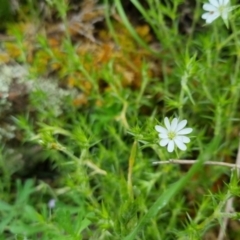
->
[155,117,193,153]
[48,199,56,209]
[202,0,232,24]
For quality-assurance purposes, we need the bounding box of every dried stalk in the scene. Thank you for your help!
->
[152,159,240,169]
[217,137,240,240]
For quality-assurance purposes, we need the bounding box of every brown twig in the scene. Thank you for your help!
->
[153,144,240,239]
[152,159,240,169]
[0,34,15,41]
[217,136,240,240]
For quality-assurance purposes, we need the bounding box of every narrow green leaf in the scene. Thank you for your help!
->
[124,138,221,240]
[115,0,154,53]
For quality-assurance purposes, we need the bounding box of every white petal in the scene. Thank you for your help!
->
[222,0,229,5]
[205,12,220,23]
[155,125,167,134]
[164,117,171,130]
[181,136,190,143]
[202,12,211,19]
[174,138,187,151]
[177,128,193,135]
[170,118,178,131]
[174,136,183,142]
[175,119,187,132]
[167,140,174,152]
[160,139,169,147]
[159,133,168,139]
[209,0,220,7]
[203,3,218,11]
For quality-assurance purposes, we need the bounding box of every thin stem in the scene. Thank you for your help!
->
[217,194,234,240]
[127,141,137,200]
[217,136,240,240]
[226,20,240,138]
[152,159,240,169]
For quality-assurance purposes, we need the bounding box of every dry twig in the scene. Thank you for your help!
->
[152,159,240,169]
[217,137,240,240]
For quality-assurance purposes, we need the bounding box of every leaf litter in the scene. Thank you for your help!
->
[1,0,161,108]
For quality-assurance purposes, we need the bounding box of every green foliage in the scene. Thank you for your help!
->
[0,0,13,23]
[1,0,240,239]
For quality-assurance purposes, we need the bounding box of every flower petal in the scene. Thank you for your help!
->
[174,138,187,151]
[176,119,187,132]
[160,139,169,147]
[220,0,229,5]
[203,3,217,11]
[167,140,174,152]
[205,12,220,23]
[222,0,229,5]
[164,117,171,130]
[177,128,193,135]
[202,12,211,19]
[181,136,190,143]
[159,133,168,139]
[155,125,167,134]
[209,0,220,7]
[170,118,178,131]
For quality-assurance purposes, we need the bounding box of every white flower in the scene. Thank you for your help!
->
[155,117,193,153]
[202,0,232,24]
[48,199,56,209]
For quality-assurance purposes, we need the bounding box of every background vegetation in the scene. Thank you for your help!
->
[0,0,240,239]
